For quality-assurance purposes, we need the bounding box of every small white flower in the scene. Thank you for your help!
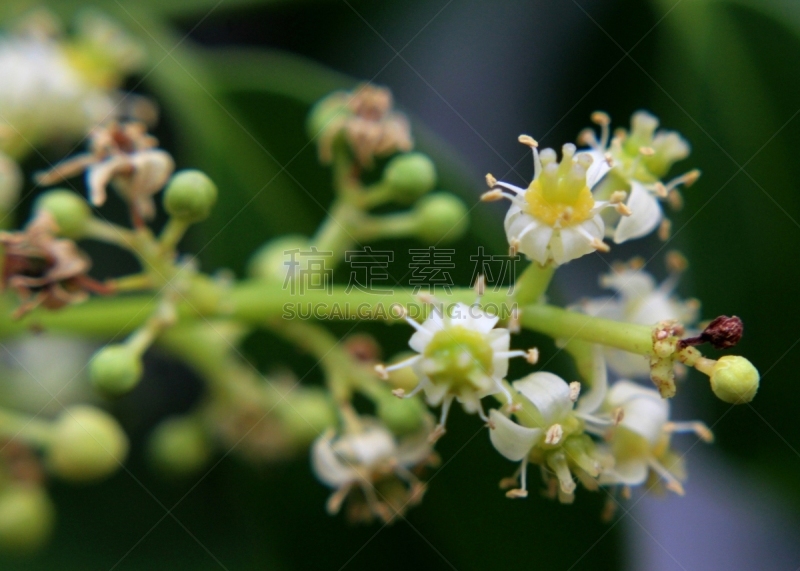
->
[489,347,613,501]
[311,418,433,523]
[483,137,628,266]
[579,111,699,244]
[599,380,712,495]
[379,302,531,435]
[579,258,699,378]
[0,13,143,154]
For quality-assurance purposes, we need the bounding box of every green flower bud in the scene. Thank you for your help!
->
[277,388,337,447]
[413,193,469,244]
[89,345,143,396]
[247,234,310,282]
[47,405,129,482]
[382,153,436,203]
[0,484,54,552]
[34,189,91,238]
[163,170,218,223]
[709,355,759,404]
[377,394,425,435]
[306,94,348,141]
[148,417,211,477]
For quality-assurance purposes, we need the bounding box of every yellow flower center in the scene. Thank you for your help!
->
[524,180,595,227]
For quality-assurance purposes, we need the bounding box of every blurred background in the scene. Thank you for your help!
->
[1,0,799,569]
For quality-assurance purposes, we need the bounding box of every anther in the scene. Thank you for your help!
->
[666,250,688,273]
[481,189,504,202]
[526,348,539,364]
[545,424,564,445]
[485,173,498,187]
[591,111,611,126]
[658,219,672,241]
[591,238,610,253]
[375,364,389,380]
[609,190,627,204]
[392,388,406,398]
[569,381,581,402]
[639,146,655,156]
[611,407,624,425]
[518,134,538,148]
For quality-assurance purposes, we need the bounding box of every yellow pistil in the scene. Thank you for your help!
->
[524,180,595,227]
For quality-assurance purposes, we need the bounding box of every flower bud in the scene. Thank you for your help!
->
[306,94,347,142]
[148,417,211,477]
[0,484,54,551]
[163,170,218,223]
[33,189,92,238]
[377,394,426,435]
[382,153,436,203]
[247,234,310,282]
[709,355,759,404]
[89,345,143,395]
[47,406,129,482]
[413,193,468,244]
[277,388,337,447]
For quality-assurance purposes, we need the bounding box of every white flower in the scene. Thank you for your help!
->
[488,347,613,501]
[579,259,699,378]
[599,380,712,494]
[579,111,699,243]
[0,13,143,155]
[483,137,628,266]
[311,418,433,523]
[378,302,531,436]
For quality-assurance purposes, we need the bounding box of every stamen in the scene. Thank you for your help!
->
[609,190,627,204]
[508,238,520,257]
[505,459,529,498]
[375,364,389,380]
[548,452,576,494]
[590,238,610,253]
[663,421,714,443]
[569,381,581,402]
[666,250,688,274]
[615,202,632,216]
[485,173,498,187]
[507,306,521,334]
[648,458,685,495]
[658,219,672,241]
[654,182,668,198]
[481,189,504,202]
[518,134,538,148]
[473,274,486,298]
[526,348,539,364]
[611,407,624,425]
[639,146,655,156]
[545,423,564,445]
[668,189,683,210]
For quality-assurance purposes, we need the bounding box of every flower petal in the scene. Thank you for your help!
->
[311,431,355,487]
[613,181,662,243]
[513,372,573,427]
[488,410,542,461]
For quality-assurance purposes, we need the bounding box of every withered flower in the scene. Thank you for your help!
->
[36,121,174,225]
[313,83,413,167]
[0,213,112,318]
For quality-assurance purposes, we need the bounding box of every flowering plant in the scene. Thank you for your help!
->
[0,6,765,564]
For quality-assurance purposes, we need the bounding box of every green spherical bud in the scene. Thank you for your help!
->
[0,485,54,552]
[377,395,425,435]
[247,234,310,282]
[277,388,337,447]
[34,189,91,238]
[306,94,348,140]
[413,193,469,244]
[383,153,437,203]
[47,405,129,482]
[89,345,143,396]
[163,170,218,223]
[148,417,211,477]
[709,355,760,404]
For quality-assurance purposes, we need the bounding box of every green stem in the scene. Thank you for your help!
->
[158,218,191,254]
[311,200,359,265]
[0,409,53,448]
[520,304,653,356]
[514,263,555,305]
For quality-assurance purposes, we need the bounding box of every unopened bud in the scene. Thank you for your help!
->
[0,484,54,551]
[247,234,310,282]
[382,153,436,204]
[148,416,211,477]
[163,170,218,223]
[709,355,759,404]
[47,406,129,481]
[34,189,91,238]
[680,315,743,350]
[413,193,468,244]
[377,394,426,435]
[89,345,143,395]
[277,388,337,447]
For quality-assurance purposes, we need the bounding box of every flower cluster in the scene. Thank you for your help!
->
[0,13,764,549]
